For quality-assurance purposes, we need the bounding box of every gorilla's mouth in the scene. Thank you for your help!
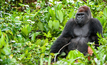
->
[77,21,84,26]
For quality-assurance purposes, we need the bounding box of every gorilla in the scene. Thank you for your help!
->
[50,6,103,61]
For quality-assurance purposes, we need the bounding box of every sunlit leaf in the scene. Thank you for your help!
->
[0,29,1,36]
[103,8,107,17]
[48,20,53,29]
[0,34,5,48]
[67,50,84,59]
[0,18,4,22]
[18,54,25,60]
[21,25,31,36]
[48,55,51,65]
[2,45,11,55]
[37,22,44,31]
[57,10,63,23]
[49,9,55,20]
[52,20,59,30]
[57,4,62,10]
[31,32,40,42]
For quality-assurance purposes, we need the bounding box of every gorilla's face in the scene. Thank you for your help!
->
[75,12,88,26]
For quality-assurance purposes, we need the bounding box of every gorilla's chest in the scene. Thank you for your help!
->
[74,23,89,37]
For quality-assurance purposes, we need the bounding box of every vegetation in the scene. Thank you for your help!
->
[0,0,107,65]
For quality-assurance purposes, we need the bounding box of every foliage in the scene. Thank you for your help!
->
[0,0,107,65]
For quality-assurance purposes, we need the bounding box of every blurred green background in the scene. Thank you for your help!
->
[0,0,107,65]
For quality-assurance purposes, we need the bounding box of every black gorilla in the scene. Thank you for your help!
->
[50,6,103,61]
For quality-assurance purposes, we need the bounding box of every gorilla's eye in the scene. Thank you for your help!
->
[77,14,85,20]
[77,14,84,16]
[81,14,85,18]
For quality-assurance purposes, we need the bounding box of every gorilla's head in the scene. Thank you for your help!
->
[75,6,92,26]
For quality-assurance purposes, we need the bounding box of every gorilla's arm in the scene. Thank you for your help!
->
[50,19,75,53]
[89,18,103,45]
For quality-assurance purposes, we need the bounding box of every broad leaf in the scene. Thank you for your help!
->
[52,20,59,30]
[37,22,44,31]
[2,45,11,55]
[31,32,40,42]
[103,8,107,18]
[57,10,63,23]
[48,20,53,29]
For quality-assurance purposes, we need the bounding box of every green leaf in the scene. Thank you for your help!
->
[103,8,107,17]
[27,25,32,33]
[40,55,43,65]
[31,33,36,42]
[31,32,40,42]
[41,44,46,52]
[2,45,11,55]
[48,20,53,29]
[35,39,42,45]
[67,50,84,60]
[18,54,25,60]
[37,22,44,31]
[49,9,55,20]
[68,9,75,18]
[0,29,1,36]
[21,26,29,36]
[57,10,63,23]
[44,31,52,38]
[52,20,59,30]
[21,25,31,36]
[57,4,62,10]
[0,18,4,22]
[0,34,5,48]
[48,55,51,65]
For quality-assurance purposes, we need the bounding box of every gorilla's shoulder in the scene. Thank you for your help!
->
[89,18,102,27]
[90,18,100,23]
[68,18,75,22]
[66,18,75,25]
